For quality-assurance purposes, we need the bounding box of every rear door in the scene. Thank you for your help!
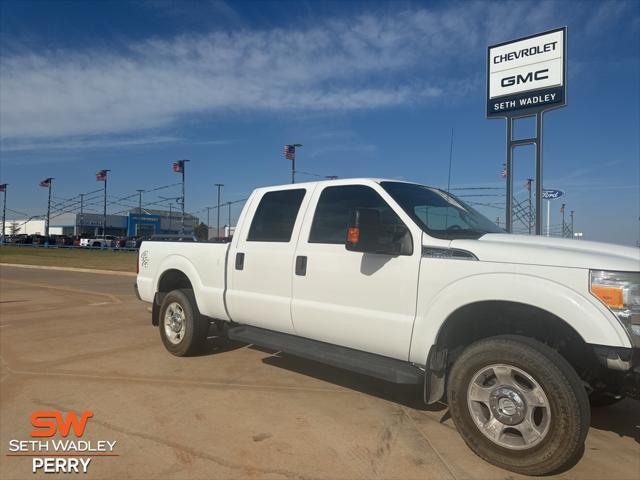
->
[226,186,311,334]
[291,183,422,360]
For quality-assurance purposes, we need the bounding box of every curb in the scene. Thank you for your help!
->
[0,263,136,277]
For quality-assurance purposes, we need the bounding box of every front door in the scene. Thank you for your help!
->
[291,183,422,360]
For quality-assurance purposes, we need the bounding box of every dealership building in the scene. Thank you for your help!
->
[3,209,199,237]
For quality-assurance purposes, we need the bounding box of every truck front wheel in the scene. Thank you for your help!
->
[447,335,590,476]
[159,289,207,356]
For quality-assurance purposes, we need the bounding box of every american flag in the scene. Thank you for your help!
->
[173,160,184,173]
[284,145,295,161]
[525,179,532,191]
[501,164,507,178]
[0,184,6,192]
[560,203,565,214]
[96,170,108,181]
[39,178,52,187]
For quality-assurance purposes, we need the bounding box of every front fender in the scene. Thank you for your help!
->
[408,271,632,365]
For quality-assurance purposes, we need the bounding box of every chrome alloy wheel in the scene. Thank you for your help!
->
[467,364,551,450]
[163,302,186,345]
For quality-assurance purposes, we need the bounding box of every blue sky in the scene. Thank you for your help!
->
[0,0,638,244]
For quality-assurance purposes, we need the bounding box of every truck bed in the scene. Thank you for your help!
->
[136,241,231,321]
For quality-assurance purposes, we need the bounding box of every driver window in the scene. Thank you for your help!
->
[309,185,409,245]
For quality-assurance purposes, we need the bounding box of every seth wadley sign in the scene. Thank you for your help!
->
[487,28,566,117]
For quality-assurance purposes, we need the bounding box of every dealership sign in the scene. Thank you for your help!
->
[542,189,564,200]
[487,27,566,117]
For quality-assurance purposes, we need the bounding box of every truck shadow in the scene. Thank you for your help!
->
[589,399,640,444]
[259,350,640,444]
[258,350,444,412]
[197,342,639,445]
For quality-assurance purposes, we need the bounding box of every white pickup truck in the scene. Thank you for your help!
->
[136,178,639,475]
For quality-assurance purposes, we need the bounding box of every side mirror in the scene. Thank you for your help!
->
[345,208,412,255]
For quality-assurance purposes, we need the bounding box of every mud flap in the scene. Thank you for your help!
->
[424,345,447,405]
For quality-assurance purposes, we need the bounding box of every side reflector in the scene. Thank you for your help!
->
[347,227,360,244]
[591,285,624,309]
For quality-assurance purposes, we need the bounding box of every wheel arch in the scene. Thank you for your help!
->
[152,256,204,325]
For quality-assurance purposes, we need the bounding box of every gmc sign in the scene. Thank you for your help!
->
[487,28,566,117]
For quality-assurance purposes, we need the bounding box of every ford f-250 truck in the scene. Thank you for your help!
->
[135,178,639,475]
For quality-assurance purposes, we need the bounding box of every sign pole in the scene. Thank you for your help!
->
[505,118,513,233]
[181,164,185,234]
[546,199,551,236]
[535,112,544,235]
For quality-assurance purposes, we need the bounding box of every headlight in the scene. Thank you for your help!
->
[590,270,640,347]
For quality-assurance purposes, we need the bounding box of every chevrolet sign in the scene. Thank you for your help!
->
[487,27,566,117]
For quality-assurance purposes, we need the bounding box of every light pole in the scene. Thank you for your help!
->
[561,203,566,238]
[39,178,54,236]
[0,184,7,241]
[137,190,144,215]
[96,170,111,236]
[214,183,223,239]
[173,159,190,233]
[227,201,231,236]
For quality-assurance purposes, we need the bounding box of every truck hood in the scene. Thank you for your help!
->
[449,234,640,271]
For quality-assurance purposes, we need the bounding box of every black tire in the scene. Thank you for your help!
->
[589,392,624,407]
[447,335,590,476]
[159,289,208,356]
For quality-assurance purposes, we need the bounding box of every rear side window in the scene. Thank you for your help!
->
[309,185,405,244]
[247,189,306,242]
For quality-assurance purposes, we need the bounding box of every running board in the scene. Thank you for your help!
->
[226,325,423,384]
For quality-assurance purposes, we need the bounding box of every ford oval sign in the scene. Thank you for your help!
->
[542,189,564,200]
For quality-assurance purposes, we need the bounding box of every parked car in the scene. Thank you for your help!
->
[13,234,33,245]
[135,178,639,476]
[32,235,56,246]
[80,235,116,248]
[55,235,75,247]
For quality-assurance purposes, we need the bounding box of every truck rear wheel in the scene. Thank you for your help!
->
[447,335,590,476]
[159,289,207,356]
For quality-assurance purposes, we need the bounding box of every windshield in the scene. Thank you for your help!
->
[380,181,503,239]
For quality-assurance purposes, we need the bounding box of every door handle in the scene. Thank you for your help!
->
[235,252,245,270]
[295,256,307,276]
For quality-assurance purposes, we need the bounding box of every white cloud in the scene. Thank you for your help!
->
[0,1,612,142]
[0,135,182,152]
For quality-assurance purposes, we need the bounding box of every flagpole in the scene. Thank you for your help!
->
[1,185,7,242]
[79,193,84,236]
[45,179,53,237]
[102,170,110,236]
